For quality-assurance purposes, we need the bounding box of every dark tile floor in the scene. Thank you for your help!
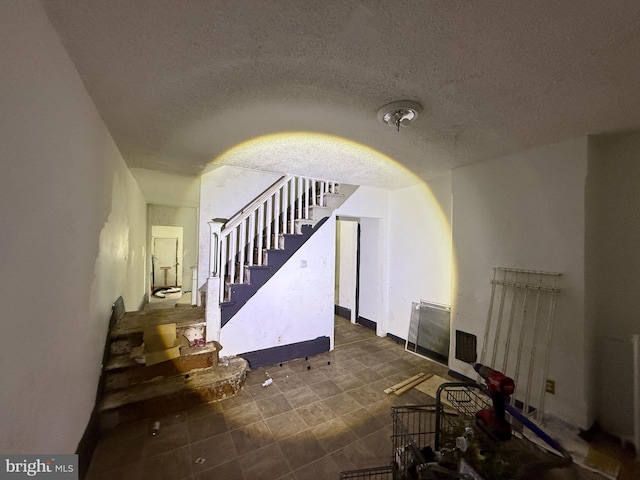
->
[86,316,451,480]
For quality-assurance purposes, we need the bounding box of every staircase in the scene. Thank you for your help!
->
[205,174,357,341]
[97,305,248,431]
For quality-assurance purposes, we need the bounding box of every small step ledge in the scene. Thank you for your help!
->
[105,341,220,372]
[110,307,205,338]
[98,357,248,430]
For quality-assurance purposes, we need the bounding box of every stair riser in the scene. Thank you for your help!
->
[110,324,203,356]
[99,373,246,433]
[309,205,332,221]
[320,193,344,209]
[294,219,317,234]
[104,353,216,391]
[110,333,143,356]
[263,250,288,270]
[244,266,272,285]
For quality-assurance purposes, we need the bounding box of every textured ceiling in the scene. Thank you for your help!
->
[41,0,640,189]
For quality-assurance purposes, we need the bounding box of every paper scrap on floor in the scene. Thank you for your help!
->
[584,447,620,479]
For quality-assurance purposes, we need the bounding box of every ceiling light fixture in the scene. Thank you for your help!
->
[377,100,423,131]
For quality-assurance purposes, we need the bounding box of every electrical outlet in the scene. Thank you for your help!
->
[545,379,556,394]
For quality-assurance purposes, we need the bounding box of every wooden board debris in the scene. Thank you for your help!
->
[395,373,433,395]
[384,373,427,394]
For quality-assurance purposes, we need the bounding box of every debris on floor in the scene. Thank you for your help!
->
[525,416,621,479]
[153,287,182,298]
[585,448,621,478]
[383,372,432,395]
[182,325,205,347]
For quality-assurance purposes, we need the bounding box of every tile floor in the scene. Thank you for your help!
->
[86,316,627,480]
[87,316,451,479]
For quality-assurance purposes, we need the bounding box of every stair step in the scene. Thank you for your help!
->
[309,205,332,221]
[227,283,256,303]
[98,357,248,431]
[105,341,219,371]
[294,218,318,233]
[110,307,205,338]
[244,265,272,285]
[277,232,306,250]
[104,342,222,391]
[263,248,289,269]
[109,307,205,356]
[318,192,345,209]
[110,334,143,356]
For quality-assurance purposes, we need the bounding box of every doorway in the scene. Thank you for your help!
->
[151,225,184,291]
[335,217,382,333]
[335,218,359,323]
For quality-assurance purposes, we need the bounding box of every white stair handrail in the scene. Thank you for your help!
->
[224,175,293,232]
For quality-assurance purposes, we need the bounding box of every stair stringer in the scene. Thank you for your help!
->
[220,218,328,326]
[219,214,336,357]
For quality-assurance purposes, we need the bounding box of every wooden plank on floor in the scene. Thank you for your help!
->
[394,373,433,395]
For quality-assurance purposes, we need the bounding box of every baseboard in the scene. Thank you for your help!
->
[386,332,405,344]
[447,369,474,382]
[109,296,126,331]
[79,297,126,479]
[356,316,376,331]
[334,305,351,320]
[407,342,449,365]
[137,292,149,312]
[239,336,331,369]
[76,408,100,480]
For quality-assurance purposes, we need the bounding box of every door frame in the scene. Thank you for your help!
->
[150,225,184,292]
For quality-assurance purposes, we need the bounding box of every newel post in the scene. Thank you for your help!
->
[205,219,225,342]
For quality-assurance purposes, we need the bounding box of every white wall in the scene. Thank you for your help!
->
[386,176,453,340]
[451,138,589,428]
[0,0,147,453]
[149,206,199,292]
[198,166,280,287]
[358,217,384,328]
[220,216,336,353]
[586,131,640,437]
[334,182,452,340]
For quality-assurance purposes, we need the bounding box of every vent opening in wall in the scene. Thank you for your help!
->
[455,330,477,364]
[407,301,451,364]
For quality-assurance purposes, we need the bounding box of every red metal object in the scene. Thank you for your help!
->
[473,363,514,440]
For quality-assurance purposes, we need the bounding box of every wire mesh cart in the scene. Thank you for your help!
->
[339,465,395,479]
[340,381,572,479]
[338,404,438,480]
[394,382,572,479]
